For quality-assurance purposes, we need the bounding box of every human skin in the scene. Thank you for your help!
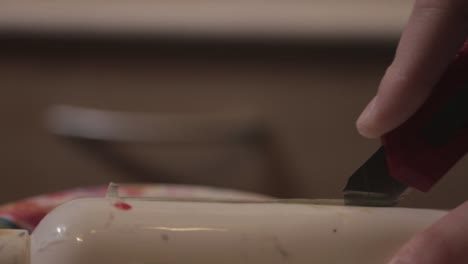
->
[355,0,468,263]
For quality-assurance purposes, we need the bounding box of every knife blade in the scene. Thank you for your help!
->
[344,147,409,206]
[344,40,468,207]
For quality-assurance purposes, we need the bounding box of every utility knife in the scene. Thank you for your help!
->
[344,41,468,207]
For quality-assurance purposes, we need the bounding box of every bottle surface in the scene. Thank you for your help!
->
[0,229,29,264]
[21,197,444,264]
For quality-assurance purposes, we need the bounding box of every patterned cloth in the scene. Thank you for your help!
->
[0,184,269,232]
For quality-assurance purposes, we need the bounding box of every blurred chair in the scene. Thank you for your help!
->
[45,105,293,198]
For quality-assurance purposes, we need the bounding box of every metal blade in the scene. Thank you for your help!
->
[343,147,409,207]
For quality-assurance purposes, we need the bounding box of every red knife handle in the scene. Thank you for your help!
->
[382,41,468,192]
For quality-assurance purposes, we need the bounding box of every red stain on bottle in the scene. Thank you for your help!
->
[113,201,132,211]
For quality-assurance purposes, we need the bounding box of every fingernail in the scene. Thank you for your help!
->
[356,96,378,138]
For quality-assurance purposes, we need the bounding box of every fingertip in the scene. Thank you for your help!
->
[387,258,410,264]
[388,201,468,264]
[386,234,430,264]
[356,97,382,139]
[356,117,379,139]
[386,230,451,264]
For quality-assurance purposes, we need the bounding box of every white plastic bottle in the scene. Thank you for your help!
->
[0,186,446,264]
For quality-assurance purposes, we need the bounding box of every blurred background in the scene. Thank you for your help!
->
[0,0,467,209]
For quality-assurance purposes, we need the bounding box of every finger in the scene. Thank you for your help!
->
[357,0,468,138]
[388,201,468,264]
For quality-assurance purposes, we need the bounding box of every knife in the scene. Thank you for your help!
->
[344,40,468,207]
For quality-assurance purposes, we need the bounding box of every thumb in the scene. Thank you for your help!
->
[388,201,468,264]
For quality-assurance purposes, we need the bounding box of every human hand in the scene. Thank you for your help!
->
[356,0,468,138]
[387,201,468,264]
[355,0,468,263]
